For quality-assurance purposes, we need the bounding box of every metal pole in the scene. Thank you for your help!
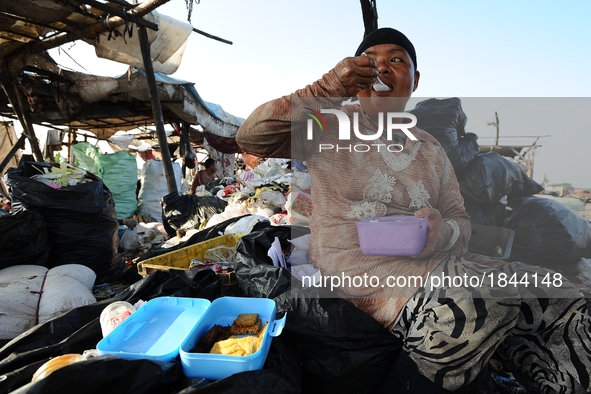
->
[191,28,233,45]
[137,24,177,194]
[181,122,190,178]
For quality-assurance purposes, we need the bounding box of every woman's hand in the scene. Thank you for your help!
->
[410,207,452,259]
[333,55,379,96]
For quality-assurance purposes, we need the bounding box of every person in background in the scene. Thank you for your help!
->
[189,157,217,194]
[236,27,591,393]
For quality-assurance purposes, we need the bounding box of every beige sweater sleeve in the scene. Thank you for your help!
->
[236,69,349,159]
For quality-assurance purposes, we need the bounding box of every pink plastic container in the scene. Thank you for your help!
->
[356,216,428,256]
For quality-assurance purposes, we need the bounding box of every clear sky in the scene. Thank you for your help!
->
[48,0,591,187]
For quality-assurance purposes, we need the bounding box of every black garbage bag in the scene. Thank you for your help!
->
[161,192,227,236]
[409,98,479,174]
[423,128,480,175]
[504,196,591,276]
[464,200,511,227]
[3,162,119,284]
[161,192,199,235]
[123,269,223,303]
[235,224,310,299]
[458,152,543,207]
[235,224,402,394]
[0,209,51,269]
[203,178,225,195]
[409,97,468,136]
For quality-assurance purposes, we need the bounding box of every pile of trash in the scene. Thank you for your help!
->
[160,158,313,246]
[151,158,320,286]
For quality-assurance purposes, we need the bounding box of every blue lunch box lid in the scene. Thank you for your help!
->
[96,297,211,362]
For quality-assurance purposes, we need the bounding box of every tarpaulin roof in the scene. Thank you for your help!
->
[0,61,243,139]
[0,0,243,139]
[0,0,168,68]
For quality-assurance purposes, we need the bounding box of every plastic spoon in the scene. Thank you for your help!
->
[372,76,389,92]
[361,52,389,91]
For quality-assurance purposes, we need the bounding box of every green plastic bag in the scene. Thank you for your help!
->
[73,143,138,219]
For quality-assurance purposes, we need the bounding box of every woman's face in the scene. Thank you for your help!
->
[357,43,420,116]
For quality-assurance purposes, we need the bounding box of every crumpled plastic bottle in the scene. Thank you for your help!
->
[99,301,136,337]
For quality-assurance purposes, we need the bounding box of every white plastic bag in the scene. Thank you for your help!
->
[288,234,311,266]
[203,246,236,263]
[119,227,140,251]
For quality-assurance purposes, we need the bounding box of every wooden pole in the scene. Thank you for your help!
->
[528,137,540,179]
[1,83,44,162]
[137,24,177,194]
[68,127,75,164]
[493,111,500,146]
[0,133,26,174]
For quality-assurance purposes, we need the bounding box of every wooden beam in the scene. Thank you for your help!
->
[1,83,44,162]
[18,0,170,56]
[0,133,26,174]
[0,11,69,34]
[73,0,159,31]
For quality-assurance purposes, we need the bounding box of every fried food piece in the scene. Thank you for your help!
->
[229,319,261,335]
[190,324,231,353]
[202,324,231,349]
[233,313,259,327]
[229,313,261,335]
